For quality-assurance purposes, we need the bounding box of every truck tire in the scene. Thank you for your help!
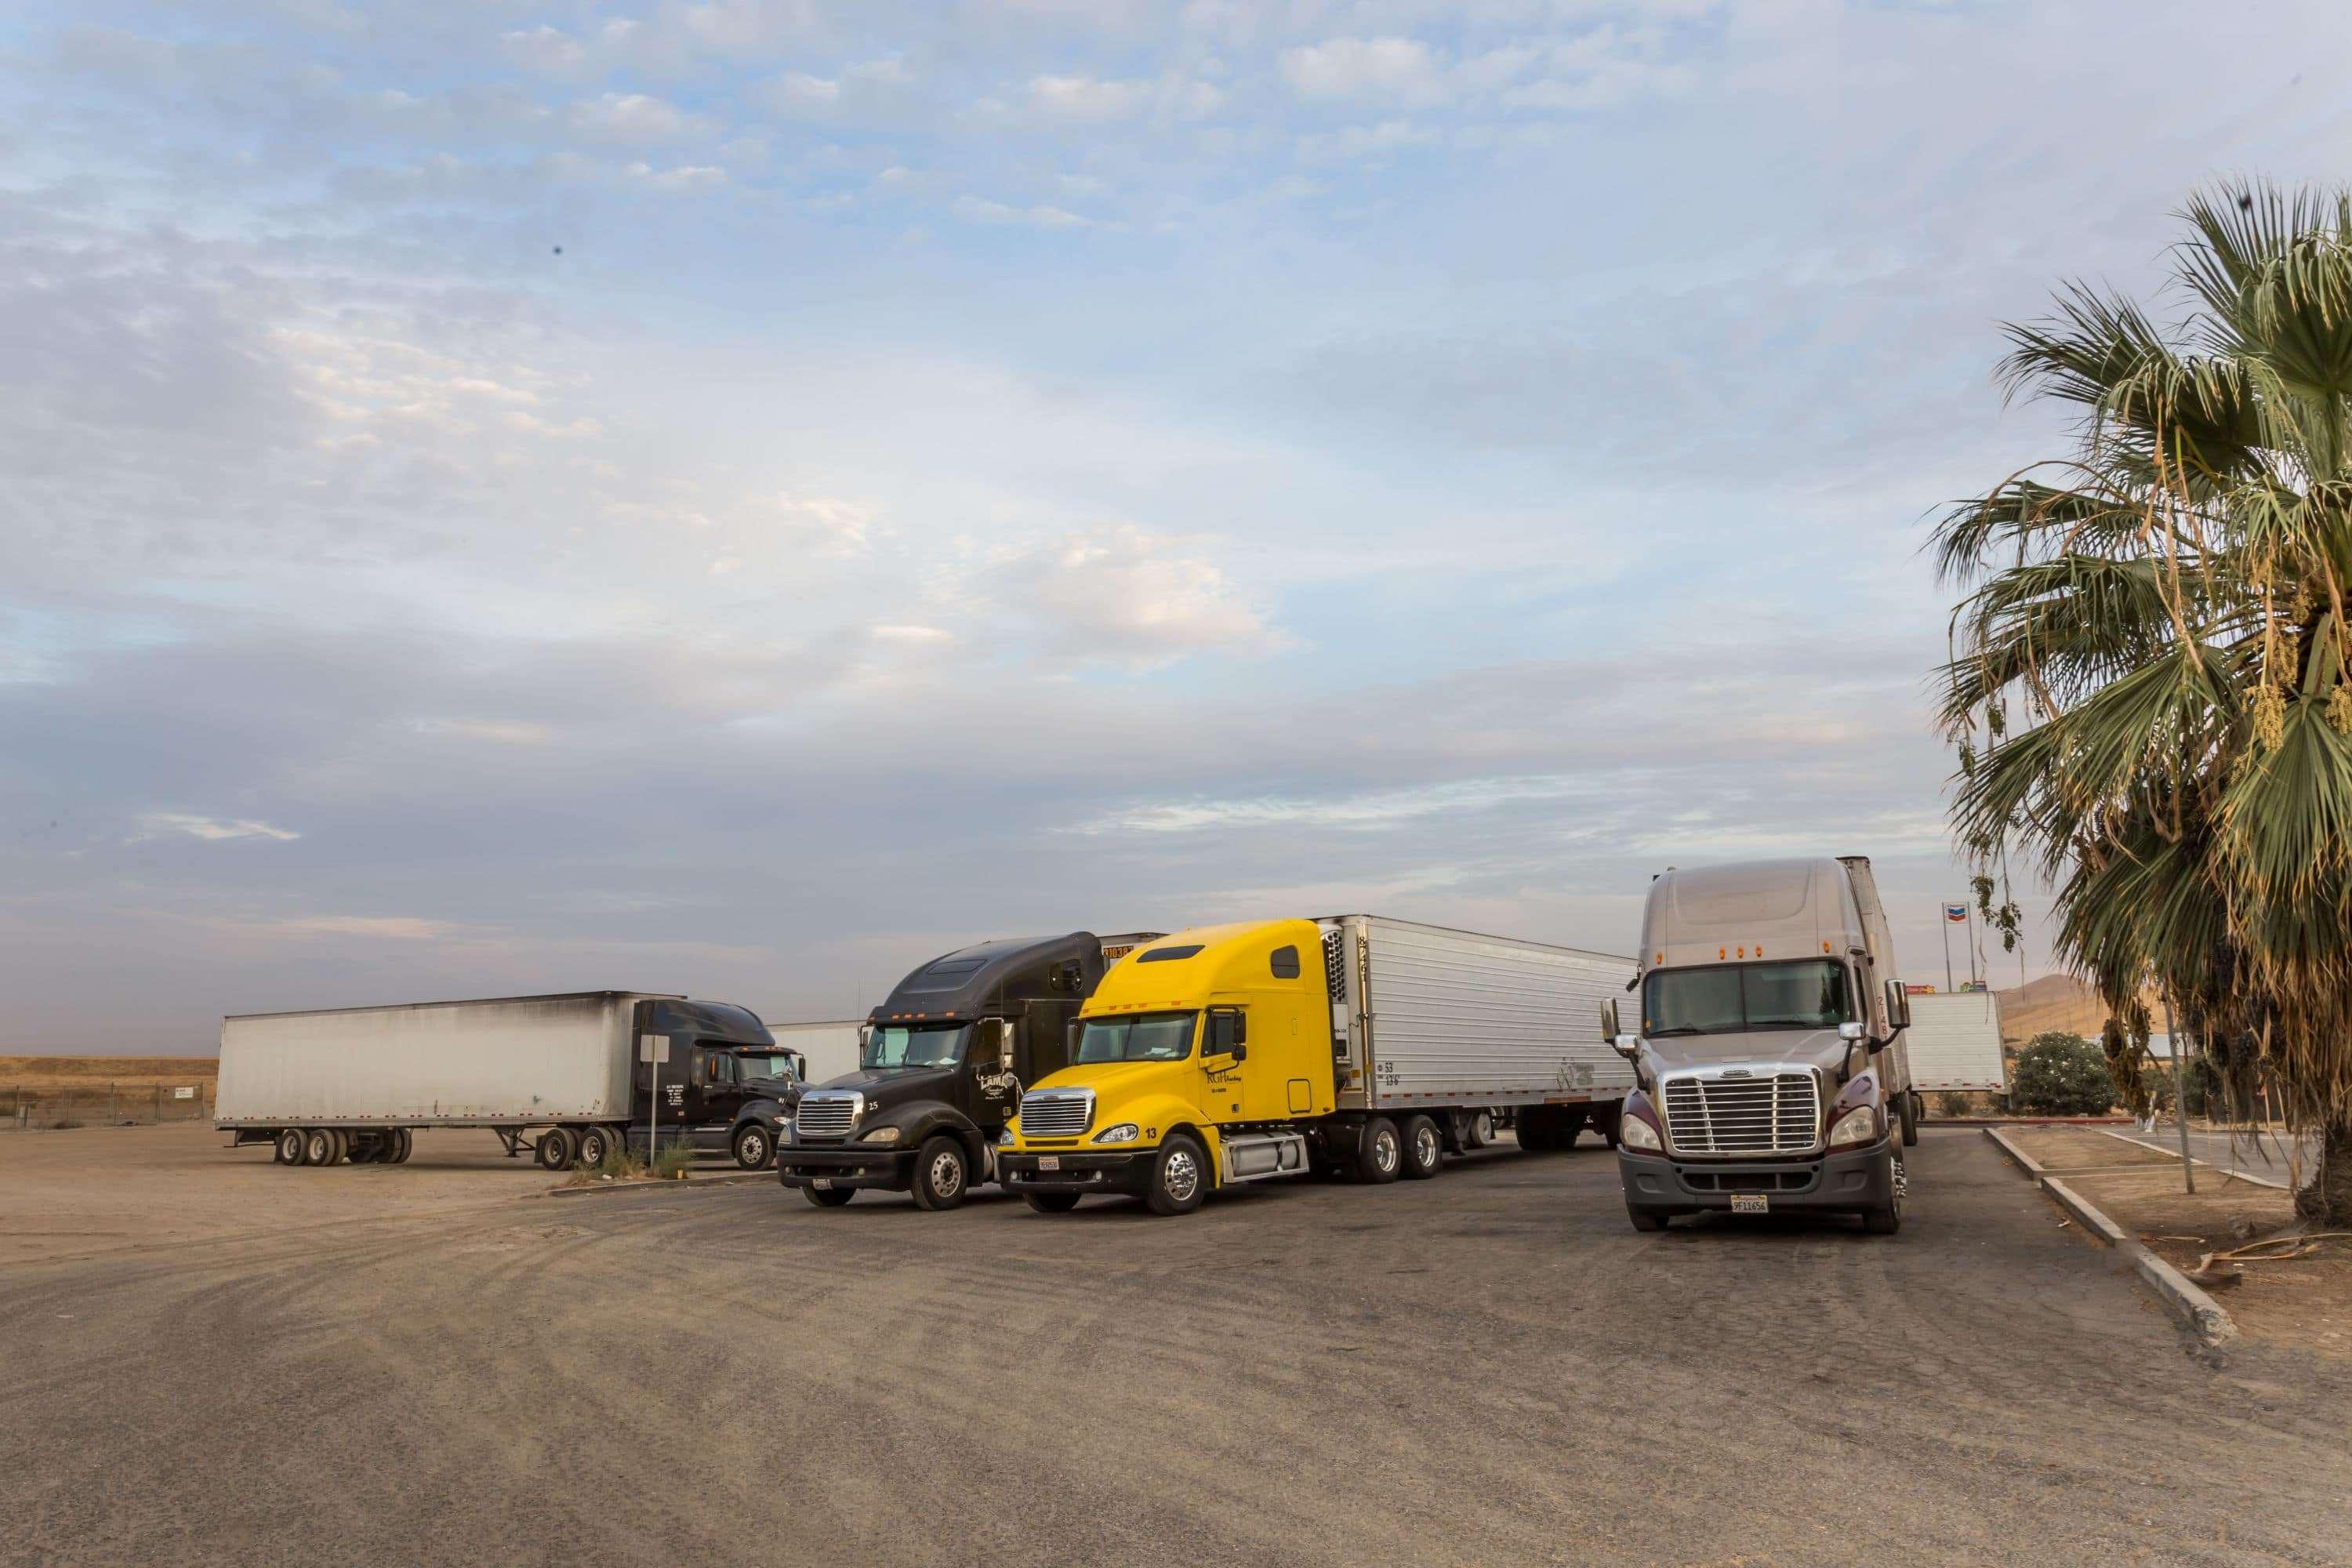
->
[1555,1107,1592,1149]
[274,1128,303,1166]
[1399,1115,1442,1180]
[911,1135,969,1210]
[1628,1207,1670,1232]
[390,1127,414,1164]
[1593,1105,1621,1150]
[1024,1192,1082,1214]
[1464,1109,1493,1149]
[302,1127,333,1167]
[534,1128,577,1171]
[1356,1117,1402,1184]
[1899,1091,1920,1148]
[575,1124,618,1168]
[1863,1201,1902,1235]
[801,1185,855,1207]
[731,1123,773,1171]
[1145,1134,1209,1215]
[1515,1109,1553,1153]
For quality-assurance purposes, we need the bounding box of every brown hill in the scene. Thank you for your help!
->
[1989,975,2168,1044]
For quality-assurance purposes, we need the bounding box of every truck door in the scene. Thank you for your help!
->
[695,1048,742,1129]
[1203,1008,1247,1121]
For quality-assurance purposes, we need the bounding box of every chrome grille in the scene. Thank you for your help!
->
[1018,1089,1094,1140]
[1660,1071,1818,1155]
[794,1091,861,1139]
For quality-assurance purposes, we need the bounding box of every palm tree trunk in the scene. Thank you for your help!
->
[2296,1117,2352,1226]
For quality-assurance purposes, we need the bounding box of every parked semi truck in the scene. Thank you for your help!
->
[997,916,1636,1216]
[777,931,1160,1209]
[216,991,800,1171]
[1607,855,1918,1233]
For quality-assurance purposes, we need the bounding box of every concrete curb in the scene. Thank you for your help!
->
[546,1171,774,1199]
[1982,1128,2239,1351]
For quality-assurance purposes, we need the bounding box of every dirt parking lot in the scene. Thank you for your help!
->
[5,1125,2350,1566]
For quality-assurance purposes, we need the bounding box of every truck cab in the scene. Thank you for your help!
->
[998,920,1333,1216]
[777,932,1132,1210]
[1610,856,1918,1233]
[626,1000,804,1171]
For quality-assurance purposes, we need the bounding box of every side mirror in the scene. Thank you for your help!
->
[1065,1020,1080,1057]
[1838,1020,1865,1042]
[1600,1000,1619,1042]
[1611,1033,1642,1063]
[1884,979,1911,1033]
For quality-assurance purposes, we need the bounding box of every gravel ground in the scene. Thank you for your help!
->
[3,1126,2349,1566]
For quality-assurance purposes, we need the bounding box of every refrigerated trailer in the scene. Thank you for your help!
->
[216,991,799,1171]
[1904,991,2006,1093]
[997,916,1638,1215]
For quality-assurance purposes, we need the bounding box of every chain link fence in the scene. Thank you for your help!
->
[6,1081,216,1130]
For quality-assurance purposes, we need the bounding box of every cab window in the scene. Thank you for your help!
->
[1075,1011,1196,1063]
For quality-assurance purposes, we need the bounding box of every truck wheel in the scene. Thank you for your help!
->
[1863,1201,1902,1235]
[1555,1107,1592,1149]
[911,1135,968,1210]
[326,1129,350,1166]
[1593,1105,1621,1150]
[1899,1091,1920,1148]
[1399,1115,1442,1180]
[1465,1109,1493,1149]
[1025,1192,1082,1214]
[1356,1117,1402,1184]
[801,1185,855,1207]
[731,1124,772,1171]
[534,1128,577,1171]
[1628,1207,1670,1232]
[390,1128,414,1164]
[302,1127,333,1167]
[1145,1134,1208,1215]
[274,1128,304,1166]
[1515,1109,1553,1154]
[575,1125,617,1167]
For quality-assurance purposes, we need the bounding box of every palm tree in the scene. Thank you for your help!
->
[1933,181,2352,1225]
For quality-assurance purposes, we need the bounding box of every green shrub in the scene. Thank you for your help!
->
[651,1136,696,1180]
[2179,1056,2223,1118]
[2011,1031,2116,1116]
[1935,1091,1973,1119]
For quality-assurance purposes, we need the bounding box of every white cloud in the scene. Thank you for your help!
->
[137,813,302,843]
[265,915,449,939]
[995,523,1286,670]
[500,26,586,74]
[1022,73,1226,122]
[870,624,952,643]
[568,93,709,143]
[953,195,1091,229]
[1280,37,1446,103]
[756,56,914,118]
[413,719,554,746]
[1076,775,1599,834]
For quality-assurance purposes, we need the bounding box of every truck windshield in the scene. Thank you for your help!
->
[862,1024,970,1070]
[1645,960,1854,1035]
[1075,1012,1196,1063]
[732,1053,799,1081]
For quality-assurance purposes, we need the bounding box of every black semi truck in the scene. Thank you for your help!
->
[776,931,1156,1209]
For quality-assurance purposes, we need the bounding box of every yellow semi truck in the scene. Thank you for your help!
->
[997,916,1635,1215]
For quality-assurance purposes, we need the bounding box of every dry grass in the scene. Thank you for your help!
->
[0,1056,218,1091]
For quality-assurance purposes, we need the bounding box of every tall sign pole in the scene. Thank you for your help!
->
[1940,902,1955,994]
[639,1033,670,1164]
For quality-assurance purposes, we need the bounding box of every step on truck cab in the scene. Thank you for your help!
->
[999,916,1636,1216]
[776,931,1158,1210]
[1609,856,1918,1233]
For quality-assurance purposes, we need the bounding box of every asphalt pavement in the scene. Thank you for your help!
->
[4,1127,2348,1566]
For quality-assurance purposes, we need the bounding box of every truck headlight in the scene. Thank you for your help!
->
[1091,1123,1140,1145]
[1828,1104,1880,1149]
[1620,1113,1662,1152]
[859,1126,903,1145]
[997,1127,1015,1145]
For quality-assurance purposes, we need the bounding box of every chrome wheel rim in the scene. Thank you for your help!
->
[1164,1147,1199,1202]
[931,1150,962,1196]
[1374,1131,1399,1173]
[1414,1127,1439,1167]
[742,1133,766,1165]
[307,1133,328,1164]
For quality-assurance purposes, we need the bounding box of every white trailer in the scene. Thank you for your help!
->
[217,990,786,1171]
[1904,991,2007,1092]
[764,1019,863,1086]
[1325,915,1639,1149]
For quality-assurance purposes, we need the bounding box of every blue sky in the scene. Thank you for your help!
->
[6,1,2351,1049]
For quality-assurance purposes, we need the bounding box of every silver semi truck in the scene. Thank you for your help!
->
[216,990,801,1171]
[1606,856,1918,1233]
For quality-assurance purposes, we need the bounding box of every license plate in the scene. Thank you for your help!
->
[812,1178,833,1190]
[1730,1193,1769,1214]
[1037,1156,1061,1171]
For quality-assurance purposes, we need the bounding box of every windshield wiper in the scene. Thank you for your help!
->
[1643,1025,1708,1036]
